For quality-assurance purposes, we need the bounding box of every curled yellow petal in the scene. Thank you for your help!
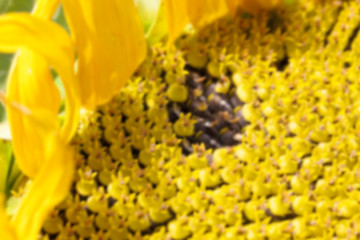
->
[12,131,74,240]
[6,51,60,176]
[0,92,74,240]
[62,0,147,109]
[0,13,79,140]
[17,52,61,115]
[0,94,71,240]
[0,13,79,176]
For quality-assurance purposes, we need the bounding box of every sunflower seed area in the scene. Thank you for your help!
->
[37,1,360,240]
[167,66,248,152]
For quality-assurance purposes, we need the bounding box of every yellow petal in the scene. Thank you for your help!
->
[146,2,169,45]
[17,51,61,117]
[0,92,73,240]
[6,51,60,177]
[0,13,79,176]
[62,0,147,109]
[163,0,228,43]
[186,0,229,28]
[0,13,80,143]
[12,128,74,240]
[226,0,240,17]
[163,0,189,43]
[5,0,62,176]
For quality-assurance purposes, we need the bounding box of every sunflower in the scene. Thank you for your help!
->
[1,0,360,239]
